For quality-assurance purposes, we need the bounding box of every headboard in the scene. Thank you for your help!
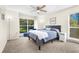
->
[46,25,61,32]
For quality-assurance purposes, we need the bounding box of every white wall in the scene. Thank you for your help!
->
[34,15,47,29]
[19,13,35,19]
[0,8,9,52]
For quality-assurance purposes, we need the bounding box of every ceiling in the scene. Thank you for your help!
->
[0,5,73,16]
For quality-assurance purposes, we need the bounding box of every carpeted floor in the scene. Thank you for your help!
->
[3,37,79,53]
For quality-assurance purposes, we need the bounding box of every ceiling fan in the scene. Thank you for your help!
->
[31,5,47,14]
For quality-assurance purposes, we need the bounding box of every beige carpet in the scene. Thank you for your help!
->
[3,37,79,53]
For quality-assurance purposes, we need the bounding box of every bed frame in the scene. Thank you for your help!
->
[28,25,61,50]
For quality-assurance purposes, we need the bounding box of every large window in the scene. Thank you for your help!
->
[70,13,79,39]
[20,19,34,33]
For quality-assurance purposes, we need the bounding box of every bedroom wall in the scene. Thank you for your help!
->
[45,6,79,39]
[34,15,48,29]
[19,13,35,19]
[0,8,9,52]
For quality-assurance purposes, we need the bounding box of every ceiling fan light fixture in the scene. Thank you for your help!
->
[37,10,40,13]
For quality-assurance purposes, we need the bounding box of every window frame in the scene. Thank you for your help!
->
[20,19,34,33]
[68,13,79,40]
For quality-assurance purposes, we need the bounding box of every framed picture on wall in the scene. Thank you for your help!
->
[50,17,56,25]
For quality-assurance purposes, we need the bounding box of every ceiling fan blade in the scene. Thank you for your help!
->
[37,7,40,10]
[39,5,46,9]
[40,9,47,12]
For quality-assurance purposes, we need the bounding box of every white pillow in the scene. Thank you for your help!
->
[54,29,59,33]
[46,28,51,30]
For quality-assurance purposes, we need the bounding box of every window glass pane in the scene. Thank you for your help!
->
[20,26,27,33]
[28,20,34,25]
[70,13,79,27]
[20,19,34,33]
[28,26,34,31]
[70,28,79,39]
[20,19,27,25]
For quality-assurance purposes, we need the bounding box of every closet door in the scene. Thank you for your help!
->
[70,13,79,39]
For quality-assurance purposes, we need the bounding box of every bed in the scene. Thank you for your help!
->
[24,25,61,50]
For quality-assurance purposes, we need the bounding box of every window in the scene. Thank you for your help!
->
[28,20,34,31]
[20,19,34,33]
[70,13,79,39]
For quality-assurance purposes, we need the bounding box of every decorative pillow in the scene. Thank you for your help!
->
[45,28,51,31]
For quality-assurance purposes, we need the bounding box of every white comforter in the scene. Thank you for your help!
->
[29,30,48,40]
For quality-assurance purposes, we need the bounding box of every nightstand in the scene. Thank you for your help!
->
[59,32,67,42]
